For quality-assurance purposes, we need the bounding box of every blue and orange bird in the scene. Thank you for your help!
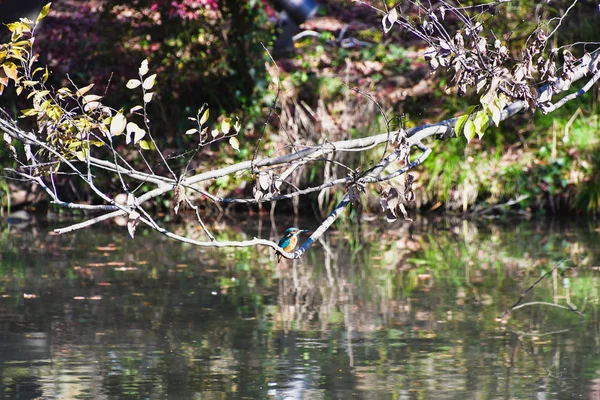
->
[277,227,311,263]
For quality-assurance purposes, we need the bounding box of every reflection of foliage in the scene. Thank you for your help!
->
[1,218,600,397]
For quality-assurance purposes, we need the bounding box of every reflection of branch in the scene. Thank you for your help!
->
[510,301,584,316]
[498,259,583,319]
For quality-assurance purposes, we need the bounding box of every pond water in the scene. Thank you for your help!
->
[0,215,599,399]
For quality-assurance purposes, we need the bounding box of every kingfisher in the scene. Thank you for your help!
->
[277,227,311,263]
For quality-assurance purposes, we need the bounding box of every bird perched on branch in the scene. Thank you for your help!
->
[277,227,311,263]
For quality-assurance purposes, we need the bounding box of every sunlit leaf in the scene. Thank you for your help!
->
[454,114,468,136]
[211,128,219,138]
[130,105,143,113]
[133,127,146,144]
[229,137,240,152]
[473,111,489,139]
[2,63,18,81]
[20,108,38,117]
[200,108,209,125]
[185,128,198,135]
[36,3,52,23]
[110,112,127,136]
[382,8,397,34]
[463,120,476,142]
[126,121,144,144]
[138,140,153,150]
[126,79,141,89]
[83,101,101,112]
[76,83,94,97]
[127,210,141,239]
[139,60,149,77]
[222,117,231,134]
[143,92,153,103]
[142,74,156,90]
[82,94,102,104]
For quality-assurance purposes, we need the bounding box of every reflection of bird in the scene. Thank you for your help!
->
[277,227,311,263]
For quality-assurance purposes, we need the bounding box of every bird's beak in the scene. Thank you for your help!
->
[300,230,313,234]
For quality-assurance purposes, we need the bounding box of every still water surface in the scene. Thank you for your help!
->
[0,216,599,399]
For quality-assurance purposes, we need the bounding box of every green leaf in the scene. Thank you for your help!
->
[485,103,499,127]
[138,140,154,150]
[36,3,52,23]
[473,111,489,139]
[454,114,469,136]
[463,120,476,142]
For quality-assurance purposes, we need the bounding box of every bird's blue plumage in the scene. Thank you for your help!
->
[277,227,310,262]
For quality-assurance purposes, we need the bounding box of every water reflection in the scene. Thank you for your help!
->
[0,216,599,399]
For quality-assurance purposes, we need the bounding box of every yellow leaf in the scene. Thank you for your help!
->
[199,108,209,125]
[126,79,141,89]
[229,136,240,152]
[20,108,38,117]
[222,118,231,134]
[2,63,18,80]
[139,60,149,77]
[0,70,9,87]
[76,83,94,97]
[142,74,156,90]
[138,140,154,150]
[110,112,127,136]
[36,3,52,23]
